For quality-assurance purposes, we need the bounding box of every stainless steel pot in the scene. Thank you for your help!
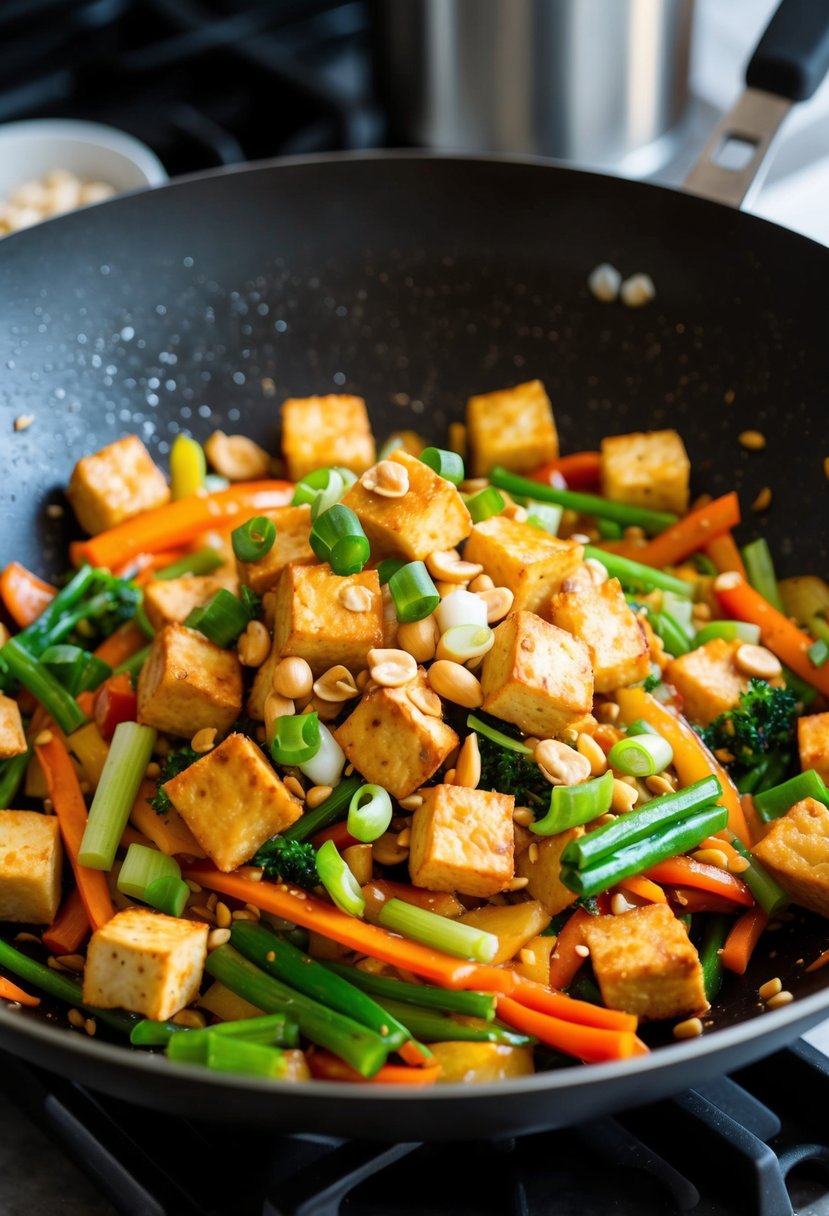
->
[372,0,695,170]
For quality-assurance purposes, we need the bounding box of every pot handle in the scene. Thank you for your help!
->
[683,0,829,208]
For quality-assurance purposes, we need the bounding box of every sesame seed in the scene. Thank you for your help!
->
[232,909,257,921]
[673,1017,703,1039]
[519,948,537,966]
[751,486,773,513]
[84,1018,97,1037]
[13,414,34,431]
[34,730,53,746]
[266,951,276,962]
[758,977,782,1000]
[215,901,232,929]
[766,990,794,1010]
[67,1009,86,1029]
[207,928,231,951]
[528,843,539,864]
[739,430,766,451]
[185,880,202,894]
[507,876,530,891]
[574,944,590,958]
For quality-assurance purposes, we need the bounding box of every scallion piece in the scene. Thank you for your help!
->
[466,486,505,523]
[145,875,190,917]
[608,734,673,778]
[316,839,365,917]
[694,620,762,647]
[466,713,533,755]
[169,433,206,500]
[368,995,532,1046]
[808,638,829,668]
[309,504,370,575]
[40,644,112,696]
[79,721,157,870]
[742,537,784,612]
[649,611,692,657]
[437,623,494,662]
[582,547,693,598]
[526,502,563,534]
[531,770,614,836]
[377,897,498,963]
[281,774,364,843]
[723,834,789,914]
[322,962,498,1020]
[377,558,407,586]
[0,638,87,734]
[185,588,250,647]
[388,561,440,623]
[270,712,320,766]
[490,468,679,534]
[419,447,465,485]
[700,914,730,1003]
[293,467,346,508]
[754,769,829,822]
[131,1012,298,1049]
[169,1032,290,1078]
[624,719,660,738]
[0,749,30,810]
[298,721,345,788]
[347,783,393,842]
[118,843,180,900]
[156,548,224,580]
[662,590,694,637]
[597,518,623,541]
[231,515,276,563]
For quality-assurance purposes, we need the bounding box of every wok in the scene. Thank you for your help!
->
[0,1,828,1144]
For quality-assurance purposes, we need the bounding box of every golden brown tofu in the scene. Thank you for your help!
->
[752,797,829,917]
[235,504,317,595]
[600,430,690,515]
[335,670,459,799]
[457,900,550,963]
[281,395,376,482]
[142,574,237,632]
[480,611,594,738]
[550,577,650,693]
[67,434,170,535]
[466,380,559,477]
[464,517,583,615]
[137,623,243,738]
[0,693,26,759]
[341,449,472,561]
[0,811,62,924]
[665,638,749,727]
[431,1042,534,1083]
[163,732,302,872]
[583,903,707,1021]
[270,563,382,676]
[515,828,583,916]
[408,784,514,897]
[798,713,829,784]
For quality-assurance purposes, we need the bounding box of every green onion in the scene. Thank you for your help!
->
[185,588,250,647]
[388,561,440,623]
[0,749,30,809]
[144,875,190,917]
[79,721,157,870]
[754,769,829,822]
[466,713,533,755]
[169,433,206,500]
[526,502,563,535]
[724,834,789,914]
[309,504,370,575]
[693,553,718,576]
[754,751,792,794]
[466,486,505,523]
[0,936,136,1036]
[377,558,406,586]
[368,996,532,1046]
[378,434,412,462]
[582,547,693,598]
[299,721,345,788]
[118,843,180,900]
[156,548,224,580]
[231,515,276,563]
[694,620,762,647]
[377,897,498,963]
[649,611,692,657]
[608,734,673,778]
[490,468,679,534]
[131,1012,299,1049]
[40,645,112,696]
[322,962,497,1020]
[742,538,784,612]
[347,783,393,842]
[292,467,354,510]
[0,638,87,734]
[531,770,614,836]
[625,719,660,737]
[14,565,97,656]
[316,839,365,917]
[167,1032,289,1078]
[662,590,694,637]
[281,774,364,843]
[270,712,320,766]
[597,518,623,541]
[419,447,464,485]
[700,914,730,1003]
[808,639,829,668]
[438,624,493,662]
[114,644,151,683]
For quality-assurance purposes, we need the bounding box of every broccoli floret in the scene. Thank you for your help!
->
[149,745,200,815]
[701,678,798,768]
[477,733,549,806]
[254,836,319,888]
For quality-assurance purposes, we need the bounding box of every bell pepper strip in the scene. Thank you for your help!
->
[0,563,56,628]
[530,452,602,490]
[508,975,637,1033]
[35,730,114,931]
[93,673,138,742]
[93,621,148,669]
[666,887,743,916]
[310,820,359,851]
[719,907,769,974]
[307,1050,441,1086]
[635,493,741,570]
[74,481,293,570]
[0,976,41,1007]
[616,875,668,904]
[705,532,747,579]
[615,687,750,845]
[642,856,754,906]
[42,887,91,956]
[495,997,643,1064]
[547,907,592,990]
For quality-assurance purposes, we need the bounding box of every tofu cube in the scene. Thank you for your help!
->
[0,811,61,924]
[600,429,690,515]
[515,827,582,916]
[270,563,382,675]
[583,903,707,1021]
[0,693,26,759]
[163,732,302,871]
[235,505,317,595]
[137,623,243,738]
[341,449,472,561]
[665,638,748,727]
[550,577,650,693]
[480,611,594,738]
[464,517,583,615]
[83,907,208,1022]
[798,713,829,785]
[408,784,514,897]
[752,797,829,917]
[335,669,459,799]
[466,380,559,477]
[142,574,238,632]
[68,435,170,535]
[281,395,376,482]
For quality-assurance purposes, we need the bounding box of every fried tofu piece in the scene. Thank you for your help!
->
[335,669,458,799]
[68,435,170,535]
[142,574,238,632]
[281,394,376,482]
[235,505,317,595]
[600,429,690,514]
[0,693,26,759]
[137,623,243,738]
[550,577,650,693]
[583,903,707,1021]
[464,517,583,615]
[515,827,583,916]
[341,449,472,561]
[83,908,208,1022]
[163,732,301,871]
[480,611,594,738]
[798,713,829,785]
[665,638,748,727]
[408,784,514,898]
[0,811,61,924]
[270,563,382,676]
[752,797,829,917]
[466,380,559,477]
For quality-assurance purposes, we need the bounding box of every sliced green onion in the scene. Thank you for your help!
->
[531,770,614,836]
[597,518,623,541]
[649,611,692,658]
[118,844,180,900]
[608,734,673,778]
[270,712,320,766]
[169,433,206,500]
[466,713,533,755]
[80,722,157,870]
[753,769,829,822]
[310,504,370,575]
[169,1032,289,1078]
[526,502,563,534]
[582,547,693,598]
[292,466,353,509]
[323,962,497,1019]
[282,774,363,843]
[0,637,87,734]
[724,834,789,915]
[808,639,829,668]
[466,486,505,523]
[156,548,224,580]
[185,588,250,647]
[624,719,660,738]
[419,447,465,485]
[434,589,487,631]
[299,721,345,788]
[348,784,393,842]
[662,590,694,637]
[490,468,679,534]
[131,1012,298,1049]
[377,558,406,586]
[694,620,762,647]
[700,914,730,1003]
[40,644,111,696]
[377,897,498,963]
[369,996,531,1046]
[145,875,190,917]
[437,623,494,663]
[0,750,30,810]
[316,839,365,917]
[388,561,440,623]
[742,538,784,612]
[231,515,276,563]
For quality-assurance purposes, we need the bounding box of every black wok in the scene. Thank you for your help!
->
[0,4,829,1143]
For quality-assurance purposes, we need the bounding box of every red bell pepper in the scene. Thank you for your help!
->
[93,673,138,741]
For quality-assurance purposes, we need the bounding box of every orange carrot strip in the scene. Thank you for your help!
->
[643,857,754,906]
[0,562,56,628]
[93,620,147,668]
[720,907,769,974]
[508,975,637,1032]
[715,573,829,697]
[307,1051,441,1086]
[617,875,668,904]
[496,997,643,1064]
[705,532,747,579]
[35,731,115,931]
[806,948,829,974]
[635,493,740,569]
[42,888,90,956]
[547,907,591,990]
[0,976,40,1007]
[76,481,293,570]
[398,1040,435,1067]
[615,687,750,845]
[531,451,602,489]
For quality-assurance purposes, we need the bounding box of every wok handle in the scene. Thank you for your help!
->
[683,0,829,209]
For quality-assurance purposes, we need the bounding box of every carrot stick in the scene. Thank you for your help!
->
[715,572,829,697]
[496,997,642,1064]
[307,1050,441,1086]
[617,875,668,904]
[635,493,741,570]
[35,731,115,931]
[806,948,829,974]
[643,856,754,906]
[42,888,90,955]
[615,687,750,845]
[0,976,40,1007]
[548,907,591,990]
[311,821,359,850]
[508,975,637,1032]
[75,481,293,570]
[720,907,769,974]
[93,621,147,668]
[531,452,602,489]
[705,532,747,579]
[0,562,56,628]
